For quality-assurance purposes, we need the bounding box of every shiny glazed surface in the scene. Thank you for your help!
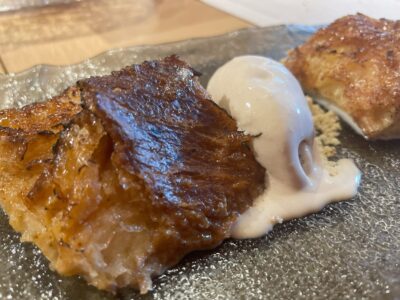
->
[0,56,265,293]
[0,25,398,300]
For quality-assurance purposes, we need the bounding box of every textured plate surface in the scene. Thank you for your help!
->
[0,25,399,300]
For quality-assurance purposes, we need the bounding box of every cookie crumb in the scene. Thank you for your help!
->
[307,96,341,158]
[307,96,341,176]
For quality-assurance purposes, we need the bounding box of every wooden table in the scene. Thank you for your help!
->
[0,0,251,74]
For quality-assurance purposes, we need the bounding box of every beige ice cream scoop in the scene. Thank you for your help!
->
[208,56,361,239]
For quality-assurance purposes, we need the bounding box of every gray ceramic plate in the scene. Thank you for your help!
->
[0,25,399,300]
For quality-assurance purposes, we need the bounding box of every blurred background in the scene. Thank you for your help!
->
[0,0,399,74]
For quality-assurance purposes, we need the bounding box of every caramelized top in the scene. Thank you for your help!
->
[284,14,400,138]
[312,13,400,62]
[79,55,265,225]
[0,87,81,135]
[0,56,266,293]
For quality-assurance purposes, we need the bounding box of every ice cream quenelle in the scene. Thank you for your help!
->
[207,56,361,239]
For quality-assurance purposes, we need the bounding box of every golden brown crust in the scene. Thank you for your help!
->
[284,13,400,139]
[0,56,266,293]
[0,86,81,135]
[0,87,82,271]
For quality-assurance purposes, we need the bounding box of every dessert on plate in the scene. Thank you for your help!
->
[0,54,361,294]
[0,56,265,293]
[207,56,360,239]
[284,13,400,140]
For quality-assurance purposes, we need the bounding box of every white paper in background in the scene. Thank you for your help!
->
[201,0,400,26]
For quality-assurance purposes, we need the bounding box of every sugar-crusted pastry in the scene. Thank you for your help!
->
[284,14,400,140]
[0,56,265,293]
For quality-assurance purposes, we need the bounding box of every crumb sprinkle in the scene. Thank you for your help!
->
[307,96,341,175]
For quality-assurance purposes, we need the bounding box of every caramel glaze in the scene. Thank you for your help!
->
[284,14,400,139]
[0,86,81,135]
[0,56,265,293]
[0,86,81,169]
[79,55,265,218]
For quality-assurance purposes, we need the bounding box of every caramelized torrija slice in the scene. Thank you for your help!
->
[0,56,265,293]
